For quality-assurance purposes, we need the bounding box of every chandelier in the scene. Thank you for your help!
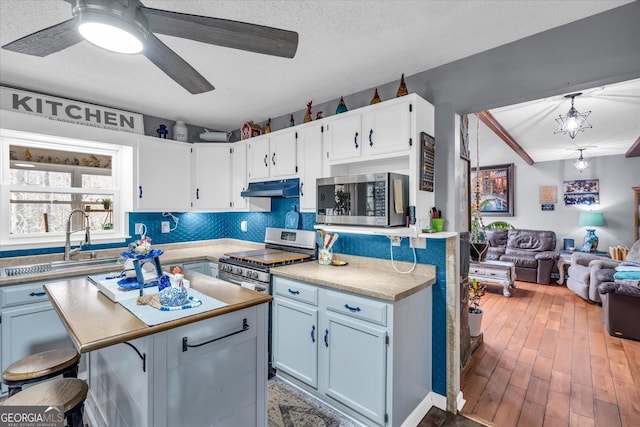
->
[574,148,590,173]
[555,93,592,139]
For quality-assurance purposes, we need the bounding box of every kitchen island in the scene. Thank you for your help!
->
[44,270,271,427]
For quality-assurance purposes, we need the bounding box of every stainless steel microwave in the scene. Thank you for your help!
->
[316,173,409,227]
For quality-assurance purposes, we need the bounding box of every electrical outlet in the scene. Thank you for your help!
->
[161,221,170,233]
[391,236,402,246]
[410,237,427,249]
[134,223,144,235]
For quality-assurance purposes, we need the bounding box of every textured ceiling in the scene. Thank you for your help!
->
[0,1,636,161]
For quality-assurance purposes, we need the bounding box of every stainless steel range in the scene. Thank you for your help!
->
[218,227,317,293]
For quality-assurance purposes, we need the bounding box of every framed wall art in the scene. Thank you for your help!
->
[470,163,514,216]
[563,179,600,205]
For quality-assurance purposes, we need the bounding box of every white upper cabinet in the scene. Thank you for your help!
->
[324,112,362,162]
[135,137,191,211]
[297,123,323,212]
[269,130,298,177]
[362,100,412,157]
[192,145,231,210]
[246,131,297,182]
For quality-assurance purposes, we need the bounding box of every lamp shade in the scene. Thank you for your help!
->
[578,211,604,227]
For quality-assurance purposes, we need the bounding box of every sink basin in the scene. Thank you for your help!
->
[50,257,122,270]
[2,256,122,278]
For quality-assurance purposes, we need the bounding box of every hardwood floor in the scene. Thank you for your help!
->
[460,281,640,427]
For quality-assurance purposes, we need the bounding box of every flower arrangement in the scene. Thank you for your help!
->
[469,278,486,314]
[128,236,152,256]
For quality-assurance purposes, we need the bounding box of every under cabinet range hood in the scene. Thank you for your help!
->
[240,178,300,198]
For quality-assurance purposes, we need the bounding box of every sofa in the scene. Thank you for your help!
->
[597,240,640,340]
[485,229,558,284]
[566,252,620,303]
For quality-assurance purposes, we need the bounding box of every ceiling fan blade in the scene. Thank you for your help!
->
[141,7,298,58]
[143,32,214,94]
[2,18,83,57]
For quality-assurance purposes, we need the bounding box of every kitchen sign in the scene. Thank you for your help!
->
[1,86,144,135]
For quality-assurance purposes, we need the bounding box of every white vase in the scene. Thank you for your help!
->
[469,309,483,337]
[173,120,188,142]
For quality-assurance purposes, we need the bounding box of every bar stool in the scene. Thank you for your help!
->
[1,378,88,427]
[2,348,81,397]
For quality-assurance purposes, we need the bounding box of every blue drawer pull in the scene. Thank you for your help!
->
[344,304,361,312]
[354,132,359,149]
[324,329,329,347]
[369,129,374,147]
[288,288,300,295]
[311,325,316,343]
[30,292,46,297]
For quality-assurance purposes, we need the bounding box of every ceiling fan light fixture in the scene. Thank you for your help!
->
[554,93,592,139]
[77,12,145,54]
[574,148,590,173]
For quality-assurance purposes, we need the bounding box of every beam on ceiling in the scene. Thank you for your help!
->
[475,111,534,165]
[626,136,640,158]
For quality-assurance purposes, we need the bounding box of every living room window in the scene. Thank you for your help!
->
[1,131,132,250]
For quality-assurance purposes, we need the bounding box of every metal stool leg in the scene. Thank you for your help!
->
[7,385,22,397]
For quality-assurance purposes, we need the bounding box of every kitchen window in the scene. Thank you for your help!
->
[1,130,133,250]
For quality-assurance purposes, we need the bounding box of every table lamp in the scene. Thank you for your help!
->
[578,211,604,252]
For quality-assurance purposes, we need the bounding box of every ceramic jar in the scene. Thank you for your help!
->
[173,120,188,142]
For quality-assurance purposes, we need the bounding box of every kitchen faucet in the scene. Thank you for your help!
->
[64,209,91,261]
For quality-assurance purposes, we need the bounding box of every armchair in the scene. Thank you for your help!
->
[566,252,621,303]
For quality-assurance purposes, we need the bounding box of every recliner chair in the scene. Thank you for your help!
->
[566,252,621,303]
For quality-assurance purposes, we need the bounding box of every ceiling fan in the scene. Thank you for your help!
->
[1,0,299,94]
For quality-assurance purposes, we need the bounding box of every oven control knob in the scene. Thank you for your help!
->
[236,268,243,275]
[252,272,259,279]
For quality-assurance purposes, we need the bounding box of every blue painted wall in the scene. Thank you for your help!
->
[1,196,447,396]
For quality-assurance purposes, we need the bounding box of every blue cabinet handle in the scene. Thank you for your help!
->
[138,185,143,199]
[324,329,329,347]
[196,188,200,200]
[272,153,276,166]
[354,132,359,149]
[311,325,316,343]
[344,304,361,312]
[369,129,374,147]
[263,154,268,167]
[30,292,46,297]
[288,288,300,295]
[300,182,304,196]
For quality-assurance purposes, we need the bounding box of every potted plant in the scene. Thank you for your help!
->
[101,198,112,210]
[102,222,113,230]
[469,278,486,337]
[470,198,489,261]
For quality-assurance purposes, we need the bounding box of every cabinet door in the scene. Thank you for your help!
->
[231,142,248,210]
[298,124,323,212]
[247,136,271,182]
[322,311,387,425]
[273,297,318,388]
[362,101,412,157]
[136,138,191,211]
[324,113,362,162]
[192,145,231,210]
[1,302,72,393]
[270,130,298,177]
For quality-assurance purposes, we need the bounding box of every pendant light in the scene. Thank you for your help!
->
[554,93,592,139]
[574,148,590,173]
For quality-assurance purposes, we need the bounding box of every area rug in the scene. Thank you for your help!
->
[268,377,362,427]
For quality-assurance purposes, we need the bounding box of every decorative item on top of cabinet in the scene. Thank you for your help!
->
[241,121,262,140]
[289,114,295,127]
[173,120,188,142]
[370,88,381,105]
[396,73,408,97]
[335,96,348,114]
[316,111,323,120]
[156,124,168,138]
[265,118,272,133]
[304,101,313,123]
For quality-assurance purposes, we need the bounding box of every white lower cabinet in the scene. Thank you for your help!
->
[323,311,387,425]
[0,282,74,394]
[273,297,318,388]
[272,275,432,427]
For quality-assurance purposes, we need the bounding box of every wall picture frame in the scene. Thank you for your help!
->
[563,179,600,205]
[471,163,514,216]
